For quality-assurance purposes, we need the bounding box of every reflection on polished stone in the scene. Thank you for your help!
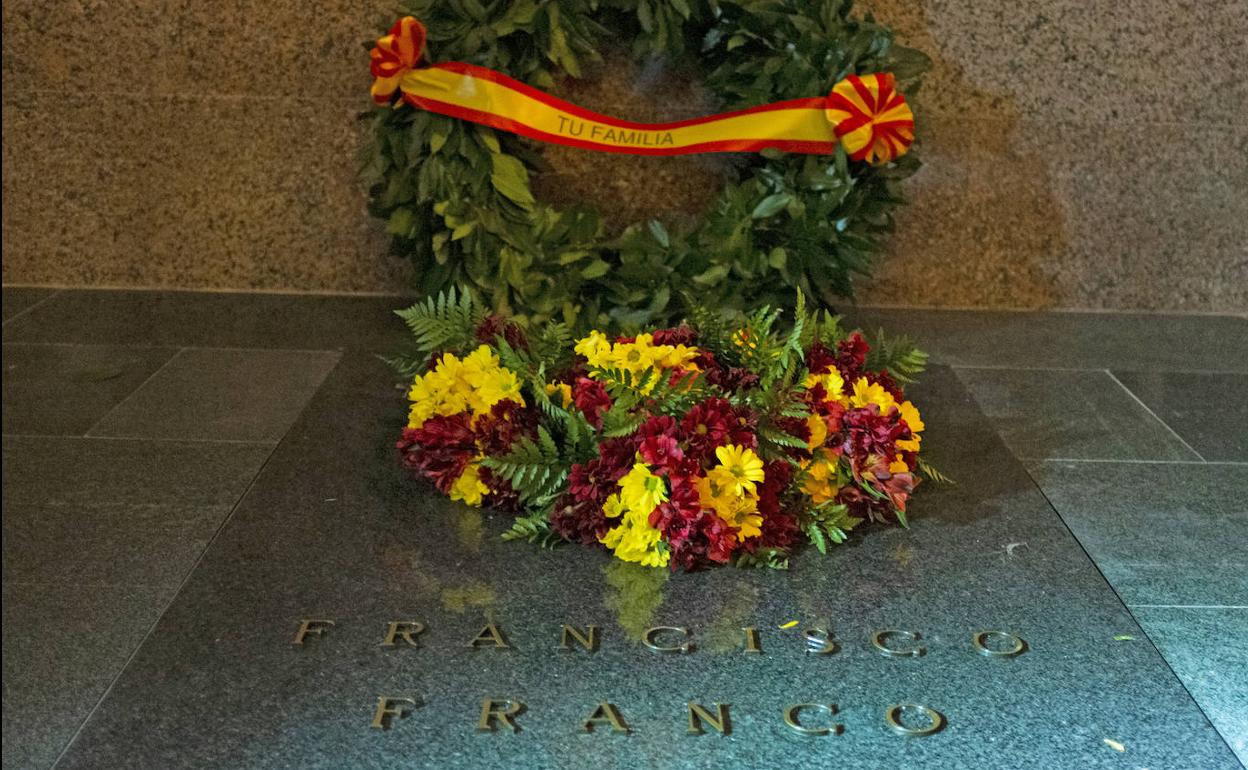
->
[43,362,1240,768]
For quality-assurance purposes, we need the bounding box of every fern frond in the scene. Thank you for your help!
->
[501,511,563,548]
[865,328,928,383]
[394,287,487,356]
[916,457,954,485]
[480,427,567,502]
[735,547,791,570]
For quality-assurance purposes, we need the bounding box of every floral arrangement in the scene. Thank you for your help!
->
[392,290,936,570]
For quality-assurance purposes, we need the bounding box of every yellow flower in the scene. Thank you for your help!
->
[804,367,847,405]
[618,463,668,514]
[655,344,700,369]
[806,413,828,450]
[889,459,909,474]
[611,335,661,376]
[896,400,924,452]
[469,365,524,416]
[599,476,669,568]
[574,330,613,368]
[800,452,842,505]
[449,462,489,506]
[545,382,574,408]
[696,473,762,541]
[849,377,897,415]
[406,353,470,428]
[713,444,766,495]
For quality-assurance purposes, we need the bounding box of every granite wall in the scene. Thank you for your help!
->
[3,1,1245,312]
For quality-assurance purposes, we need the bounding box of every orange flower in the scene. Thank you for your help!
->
[825,73,914,165]
[369,17,427,105]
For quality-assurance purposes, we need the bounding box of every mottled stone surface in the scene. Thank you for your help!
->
[88,347,341,442]
[2,1,1246,311]
[1131,607,1248,766]
[45,360,1240,768]
[1026,461,1248,606]
[1112,371,1248,462]
[954,368,1201,461]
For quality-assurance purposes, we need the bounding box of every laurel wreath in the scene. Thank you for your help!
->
[361,0,930,330]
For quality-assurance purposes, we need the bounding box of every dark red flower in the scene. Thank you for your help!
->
[572,376,611,429]
[474,314,528,349]
[836,332,869,379]
[550,495,612,546]
[652,326,698,346]
[473,400,538,456]
[806,341,837,375]
[705,365,761,392]
[480,467,523,514]
[867,370,906,403]
[680,397,735,461]
[396,414,476,493]
[638,434,683,469]
[750,461,801,551]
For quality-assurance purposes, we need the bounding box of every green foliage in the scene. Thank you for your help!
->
[917,457,954,485]
[865,328,928,383]
[802,502,863,554]
[735,547,791,570]
[502,512,563,548]
[394,286,487,358]
[363,0,929,330]
[480,427,566,504]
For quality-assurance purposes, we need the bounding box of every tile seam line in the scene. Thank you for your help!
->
[953,364,1248,375]
[1020,458,1248,466]
[1129,605,1248,610]
[1,341,345,355]
[1104,369,1207,462]
[46,429,284,769]
[0,288,64,327]
[47,353,346,767]
[4,286,1246,319]
[80,347,188,437]
[1017,464,1241,760]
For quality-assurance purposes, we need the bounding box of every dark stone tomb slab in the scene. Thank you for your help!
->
[53,359,1241,768]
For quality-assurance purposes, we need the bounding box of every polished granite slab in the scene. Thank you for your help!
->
[1025,461,1248,607]
[87,347,341,442]
[1132,607,1248,766]
[1113,370,1248,462]
[955,367,1201,461]
[51,359,1240,769]
[2,343,180,435]
[0,289,409,353]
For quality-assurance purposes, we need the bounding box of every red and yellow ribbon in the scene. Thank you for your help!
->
[369,17,914,164]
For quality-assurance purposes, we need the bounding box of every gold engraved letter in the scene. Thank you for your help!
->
[686,703,731,736]
[805,628,838,655]
[559,625,599,652]
[381,621,426,648]
[871,629,926,658]
[884,703,946,736]
[742,627,762,654]
[971,629,1027,657]
[292,619,335,645]
[581,702,630,733]
[783,703,842,736]
[370,696,417,729]
[643,626,692,654]
[477,698,525,733]
[467,623,511,649]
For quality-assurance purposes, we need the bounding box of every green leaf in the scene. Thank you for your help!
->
[752,193,793,219]
[490,153,535,208]
[647,220,670,248]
